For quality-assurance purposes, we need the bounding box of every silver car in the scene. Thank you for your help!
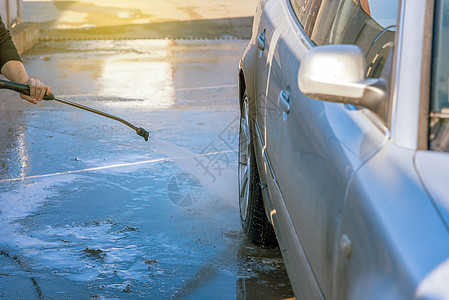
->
[238,0,449,299]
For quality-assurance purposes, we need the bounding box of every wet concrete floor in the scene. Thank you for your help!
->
[0,39,294,299]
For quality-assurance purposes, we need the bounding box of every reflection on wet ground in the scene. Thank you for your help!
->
[0,40,293,298]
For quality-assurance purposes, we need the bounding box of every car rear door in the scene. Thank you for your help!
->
[263,0,394,298]
[252,1,325,298]
[253,0,285,149]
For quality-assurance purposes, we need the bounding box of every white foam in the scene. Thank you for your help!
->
[0,175,79,246]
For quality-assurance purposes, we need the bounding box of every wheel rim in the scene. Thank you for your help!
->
[238,97,251,221]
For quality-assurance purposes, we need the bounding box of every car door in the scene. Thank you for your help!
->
[263,0,396,298]
[253,0,284,148]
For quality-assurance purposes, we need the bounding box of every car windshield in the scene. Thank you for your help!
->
[431,0,449,113]
[430,0,449,152]
[360,0,397,28]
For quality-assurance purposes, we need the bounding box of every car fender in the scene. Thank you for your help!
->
[338,143,449,300]
[239,42,258,115]
[239,0,264,114]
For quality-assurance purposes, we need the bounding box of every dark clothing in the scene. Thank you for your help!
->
[0,16,21,71]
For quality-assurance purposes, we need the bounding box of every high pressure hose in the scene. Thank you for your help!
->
[0,79,149,141]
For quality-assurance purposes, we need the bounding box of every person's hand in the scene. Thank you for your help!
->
[20,78,51,104]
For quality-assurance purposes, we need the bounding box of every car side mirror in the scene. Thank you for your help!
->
[298,45,387,115]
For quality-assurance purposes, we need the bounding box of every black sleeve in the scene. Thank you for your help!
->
[0,16,22,71]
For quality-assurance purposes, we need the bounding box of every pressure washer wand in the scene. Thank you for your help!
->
[0,79,149,141]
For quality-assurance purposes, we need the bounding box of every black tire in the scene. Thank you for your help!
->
[238,92,277,248]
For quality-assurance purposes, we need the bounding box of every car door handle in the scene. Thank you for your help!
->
[257,32,266,51]
[279,90,290,114]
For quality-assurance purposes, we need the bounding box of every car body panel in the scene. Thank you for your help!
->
[342,143,449,300]
[415,150,449,229]
[254,0,283,139]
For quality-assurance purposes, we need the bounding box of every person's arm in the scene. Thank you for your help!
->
[1,61,51,104]
[0,17,50,104]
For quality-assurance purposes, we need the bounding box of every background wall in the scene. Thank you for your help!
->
[0,0,22,28]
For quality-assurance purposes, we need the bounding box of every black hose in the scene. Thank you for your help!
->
[0,79,149,141]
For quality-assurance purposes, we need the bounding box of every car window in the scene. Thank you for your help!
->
[290,0,399,123]
[291,0,324,36]
[431,0,449,113]
[291,0,312,25]
[291,0,398,77]
[429,0,449,152]
[309,0,398,78]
